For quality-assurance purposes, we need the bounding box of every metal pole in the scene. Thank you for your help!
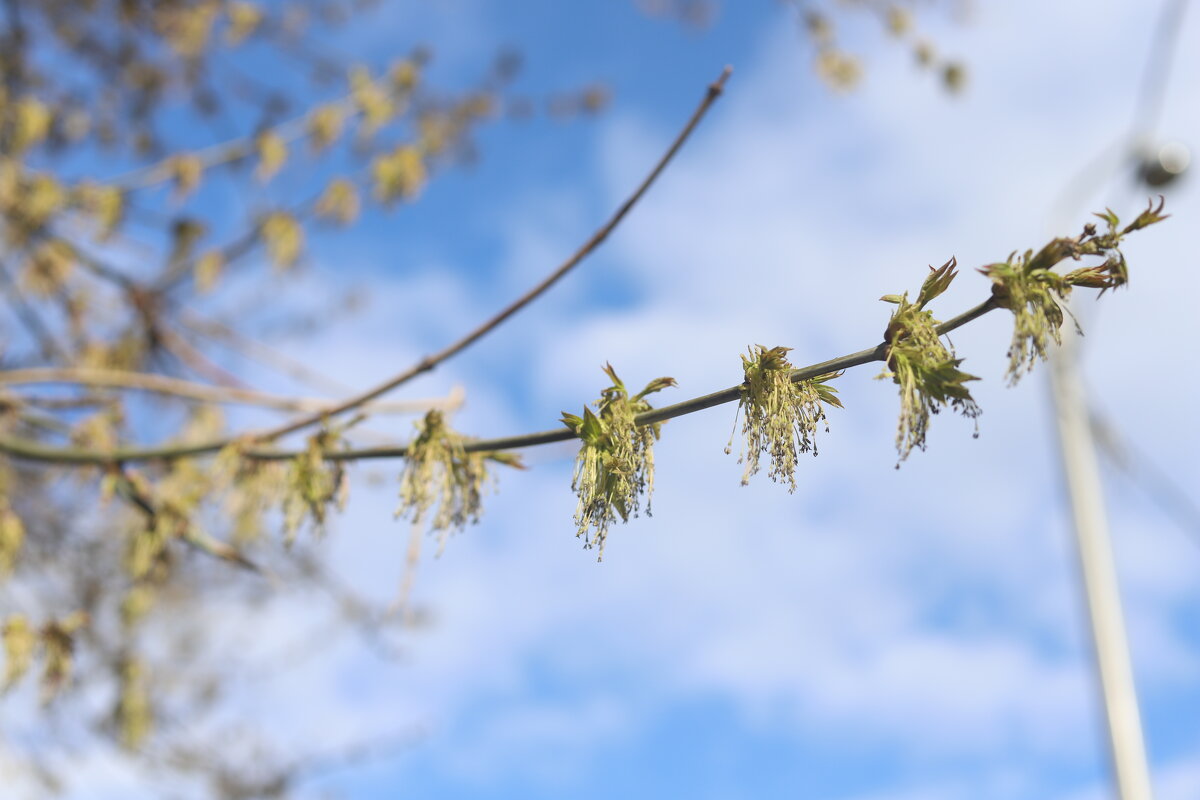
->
[1050,324,1154,800]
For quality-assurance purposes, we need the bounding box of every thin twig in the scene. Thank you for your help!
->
[388,518,426,623]
[177,309,358,395]
[0,66,731,460]
[0,367,465,414]
[251,65,734,444]
[50,230,140,291]
[111,469,263,575]
[154,207,277,293]
[12,394,112,410]
[0,296,999,465]
[152,319,250,389]
[0,65,734,460]
[106,90,362,192]
[0,258,70,361]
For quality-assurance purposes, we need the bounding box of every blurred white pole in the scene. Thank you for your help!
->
[1050,324,1153,800]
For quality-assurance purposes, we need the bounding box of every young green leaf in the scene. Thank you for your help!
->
[878,274,980,462]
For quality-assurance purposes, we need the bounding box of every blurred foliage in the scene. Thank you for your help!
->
[0,0,609,795]
[635,0,717,28]
[793,0,969,93]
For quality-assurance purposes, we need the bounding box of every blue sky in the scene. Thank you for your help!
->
[22,1,1200,798]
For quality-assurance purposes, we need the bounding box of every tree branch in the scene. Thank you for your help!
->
[0,367,465,415]
[107,87,364,192]
[0,296,999,465]
[111,468,263,574]
[0,257,70,362]
[250,65,734,444]
[10,65,732,459]
[177,309,359,396]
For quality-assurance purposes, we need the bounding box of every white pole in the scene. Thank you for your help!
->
[1050,323,1154,800]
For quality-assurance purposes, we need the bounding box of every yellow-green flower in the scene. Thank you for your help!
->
[878,258,980,463]
[561,364,676,560]
[397,410,521,551]
[731,345,842,491]
[980,199,1168,383]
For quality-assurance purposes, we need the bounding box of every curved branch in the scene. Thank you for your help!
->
[0,297,999,465]
[111,468,262,574]
[251,65,734,444]
[0,368,465,415]
[5,67,733,460]
[177,309,358,396]
[0,257,70,361]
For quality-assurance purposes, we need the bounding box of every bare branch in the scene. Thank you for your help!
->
[110,468,264,575]
[107,90,362,192]
[251,65,734,443]
[0,68,735,465]
[0,368,465,415]
[177,310,358,396]
[0,296,998,465]
[0,257,70,361]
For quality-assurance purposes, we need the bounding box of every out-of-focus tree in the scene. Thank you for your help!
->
[0,1,611,794]
[792,0,970,92]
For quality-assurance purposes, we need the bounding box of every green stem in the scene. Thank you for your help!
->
[0,298,999,465]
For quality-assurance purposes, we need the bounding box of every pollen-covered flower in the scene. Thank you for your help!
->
[282,427,348,540]
[396,410,521,551]
[731,345,842,491]
[561,364,676,560]
[391,411,520,617]
[878,258,981,463]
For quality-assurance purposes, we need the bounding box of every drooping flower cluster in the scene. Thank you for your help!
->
[731,345,842,491]
[282,427,349,540]
[561,364,676,560]
[978,253,1072,383]
[878,258,981,463]
[396,410,521,551]
[980,198,1168,383]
